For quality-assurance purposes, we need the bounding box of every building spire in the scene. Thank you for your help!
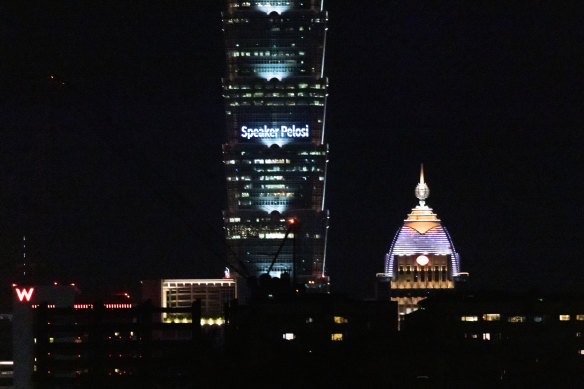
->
[415,164,430,206]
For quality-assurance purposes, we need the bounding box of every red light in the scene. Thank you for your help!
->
[70,283,75,286]
[53,282,58,286]
[288,218,295,224]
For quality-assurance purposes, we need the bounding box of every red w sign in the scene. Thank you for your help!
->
[15,288,34,302]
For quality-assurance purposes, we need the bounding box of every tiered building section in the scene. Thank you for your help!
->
[382,166,465,317]
[221,1,330,291]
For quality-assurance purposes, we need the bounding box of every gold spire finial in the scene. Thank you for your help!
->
[415,164,430,204]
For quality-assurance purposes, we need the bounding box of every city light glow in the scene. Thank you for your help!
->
[257,71,290,81]
[256,5,290,14]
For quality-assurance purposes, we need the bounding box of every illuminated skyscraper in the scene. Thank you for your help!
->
[221,1,330,291]
[380,166,467,318]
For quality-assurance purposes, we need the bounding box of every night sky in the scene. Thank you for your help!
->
[1,1,582,302]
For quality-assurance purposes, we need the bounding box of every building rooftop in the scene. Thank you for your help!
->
[384,166,460,276]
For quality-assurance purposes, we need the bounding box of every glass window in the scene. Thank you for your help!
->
[330,333,343,341]
[559,315,571,321]
[461,316,478,322]
[482,314,501,321]
[333,316,348,324]
[508,316,527,323]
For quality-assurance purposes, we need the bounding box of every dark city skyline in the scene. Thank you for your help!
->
[1,1,581,302]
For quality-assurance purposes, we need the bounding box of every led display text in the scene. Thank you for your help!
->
[241,125,309,140]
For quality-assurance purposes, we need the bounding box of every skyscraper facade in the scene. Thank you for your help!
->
[221,1,330,291]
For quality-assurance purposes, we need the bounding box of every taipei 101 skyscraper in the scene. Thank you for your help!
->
[221,1,330,292]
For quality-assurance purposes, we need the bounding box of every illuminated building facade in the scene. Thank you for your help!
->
[221,0,330,290]
[142,278,236,323]
[10,284,207,387]
[380,167,466,318]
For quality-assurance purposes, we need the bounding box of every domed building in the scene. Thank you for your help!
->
[382,166,466,318]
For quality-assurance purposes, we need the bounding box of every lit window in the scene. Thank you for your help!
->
[482,333,491,340]
[559,315,571,321]
[534,316,543,323]
[482,314,500,321]
[579,350,584,355]
[576,315,584,321]
[461,316,478,322]
[333,316,348,324]
[330,333,343,341]
[508,316,527,323]
[282,333,295,341]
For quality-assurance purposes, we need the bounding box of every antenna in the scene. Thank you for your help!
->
[22,235,27,278]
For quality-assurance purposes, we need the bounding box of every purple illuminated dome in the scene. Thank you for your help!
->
[384,166,460,278]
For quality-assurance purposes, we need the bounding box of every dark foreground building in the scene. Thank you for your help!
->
[402,292,584,387]
[15,283,584,387]
[30,303,207,389]
[0,313,12,388]
[221,0,330,292]
[222,295,399,388]
[11,284,215,389]
[12,284,401,388]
